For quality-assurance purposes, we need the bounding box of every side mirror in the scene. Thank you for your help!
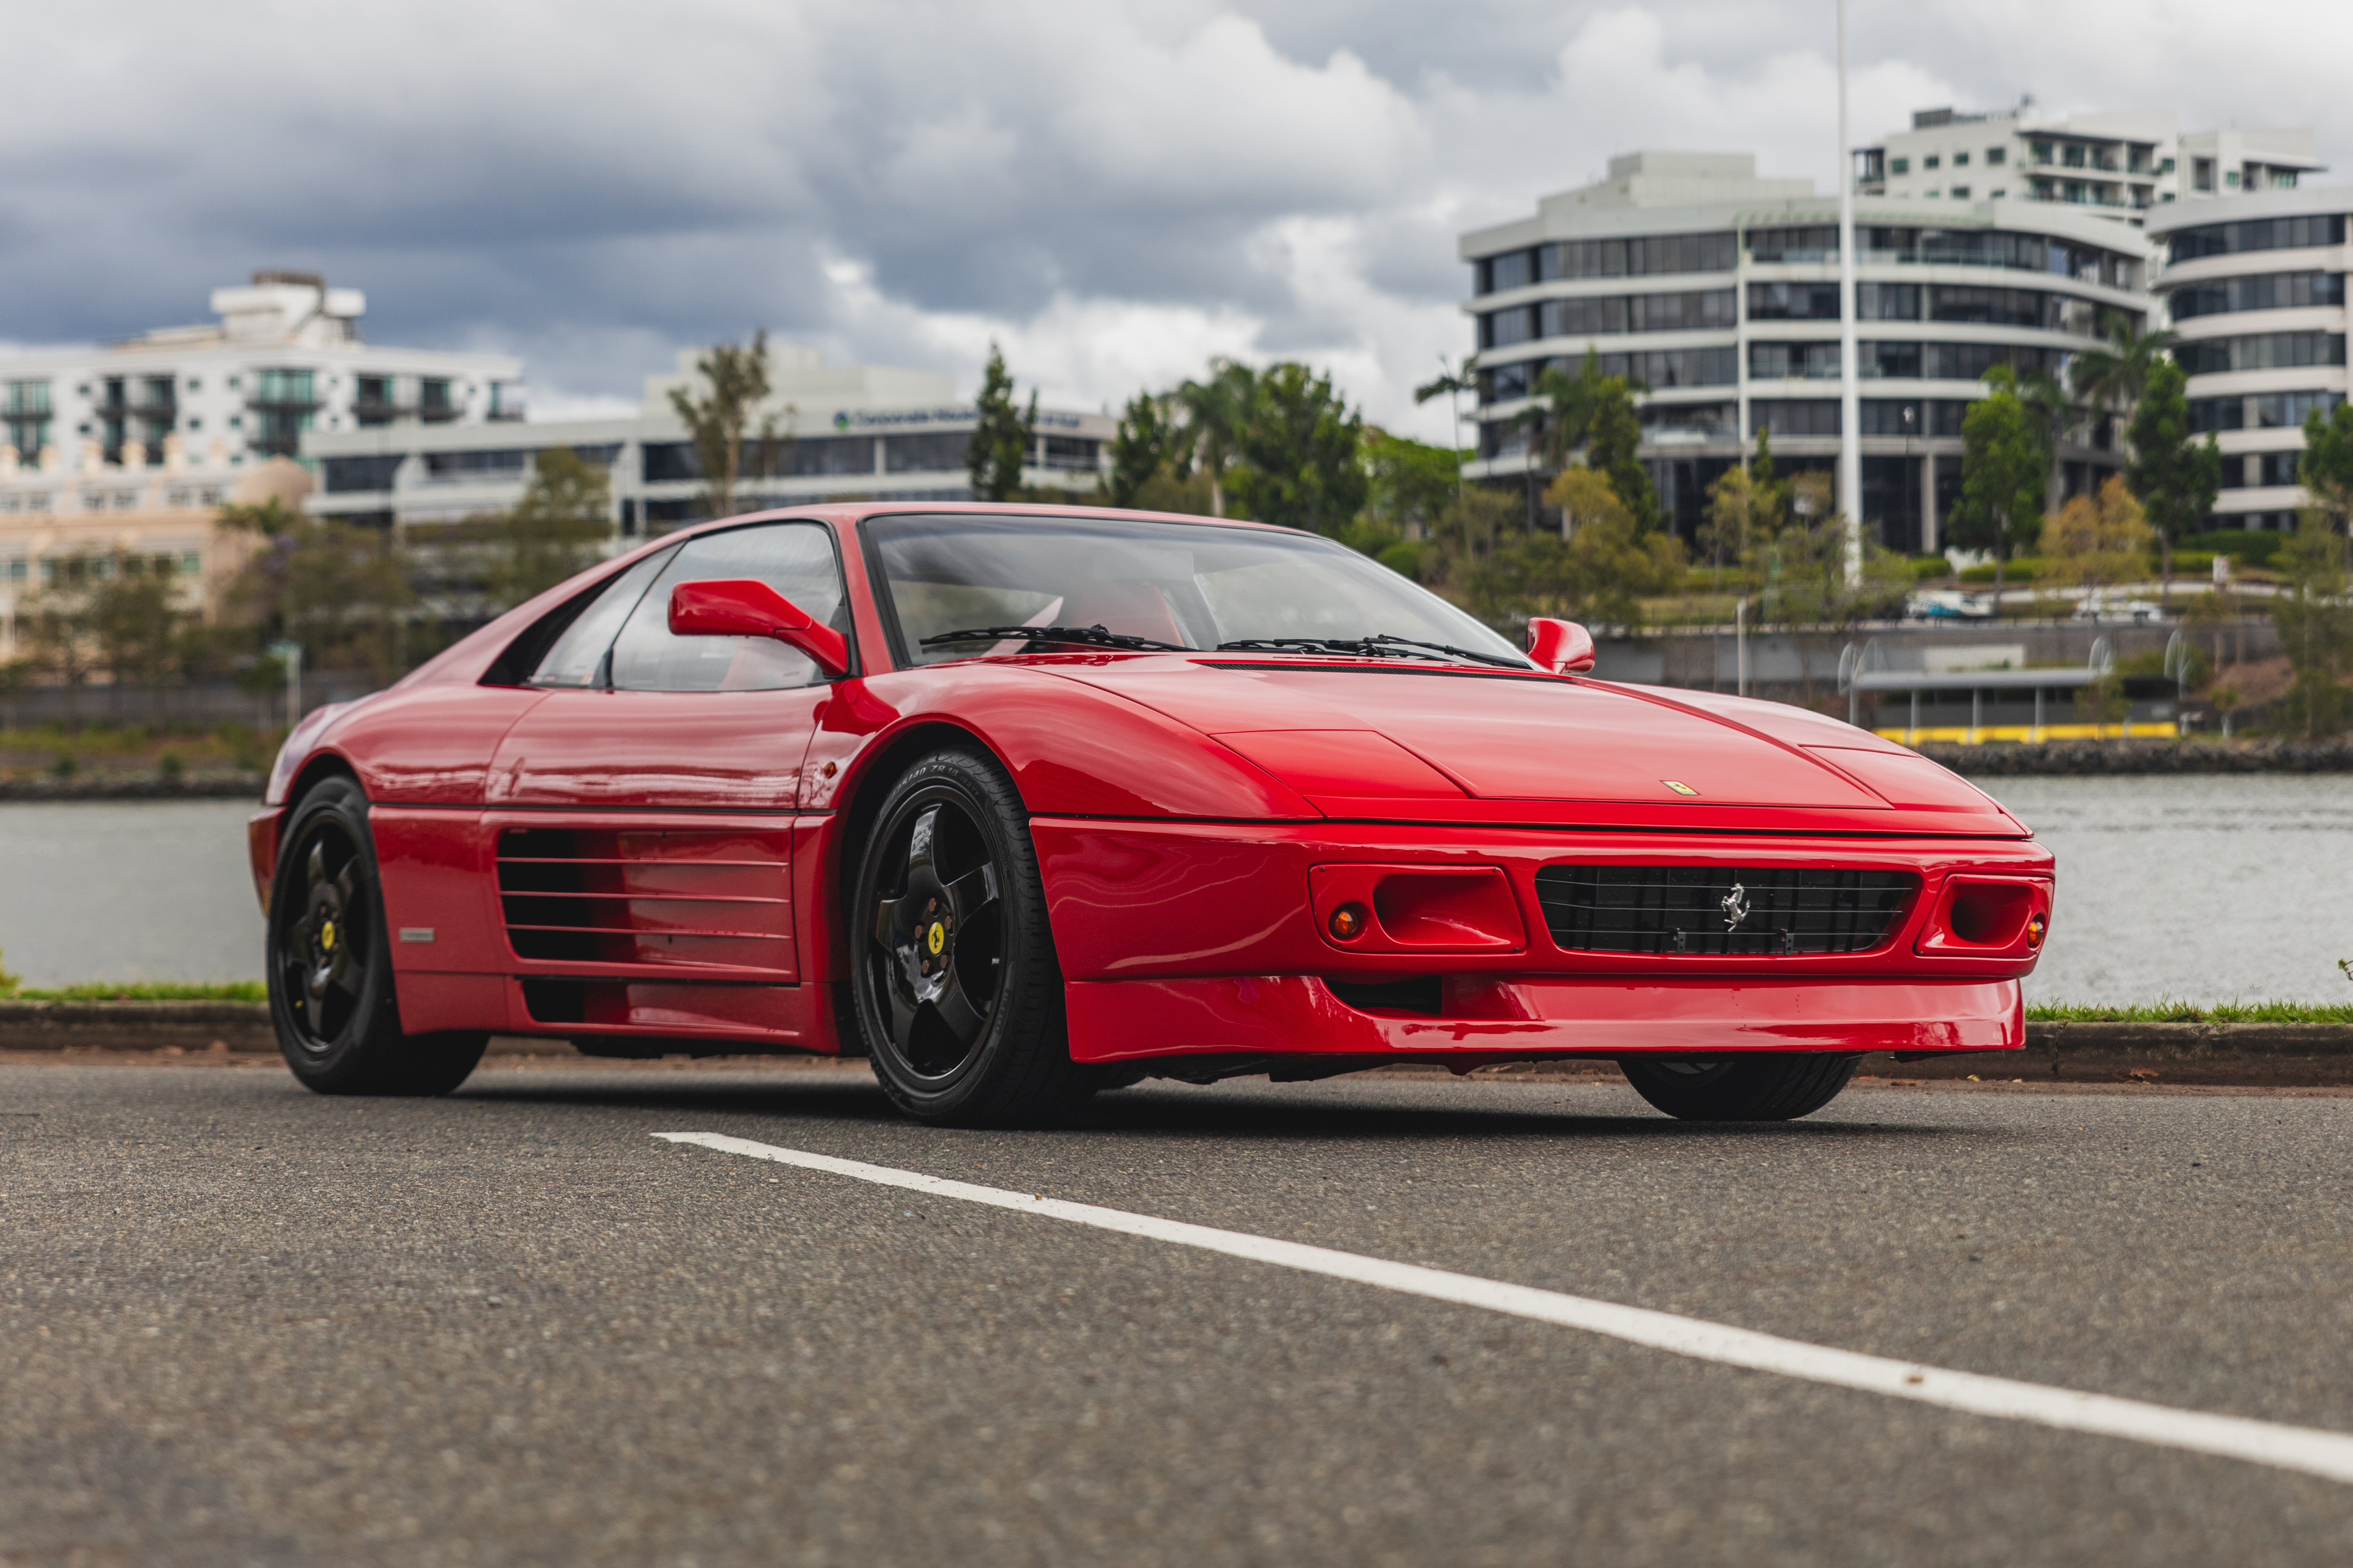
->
[1526,617,1595,675]
[668,579,849,679]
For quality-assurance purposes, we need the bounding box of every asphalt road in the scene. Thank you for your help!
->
[6,1060,2353,1567]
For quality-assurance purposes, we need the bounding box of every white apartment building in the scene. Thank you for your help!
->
[0,272,522,473]
[1855,106,2322,221]
[1459,152,2146,551]
[2148,189,2352,531]
[304,343,1113,542]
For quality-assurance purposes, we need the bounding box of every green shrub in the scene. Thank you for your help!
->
[1958,557,2043,584]
[1910,556,1950,581]
[158,750,185,782]
[2181,529,2284,567]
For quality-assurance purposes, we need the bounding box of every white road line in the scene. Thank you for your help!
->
[657,1130,2353,1485]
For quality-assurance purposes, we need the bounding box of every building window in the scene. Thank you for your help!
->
[2063,145,2087,169]
[1536,231,1736,281]
[1748,342,1841,381]
[2169,214,2347,262]
[2176,332,2348,376]
[2168,271,2346,320]
[1986,147,2007,166]
[1990,189,2007,199]
[1951,186,1971,199]
[420,379,456,422]
[1481,307,1535,349]
[1481,249,1533,294]
[1890,157,1910,175]
[2031,141,2053,165]
[1749,399,1841,437]
[1923,155,1940,170]
[2225,170,2241,188]
[1953,152,1970,167]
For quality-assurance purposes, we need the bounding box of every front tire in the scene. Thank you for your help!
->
[849,745,1098,1126]
[1620,1053,1859,1122]
[265,775,487,1096]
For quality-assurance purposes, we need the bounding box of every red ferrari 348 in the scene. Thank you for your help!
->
[249,503,2052,1124]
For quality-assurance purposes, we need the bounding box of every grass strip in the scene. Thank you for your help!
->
[3,981,267,1003]
[2028,1001,2353,1025]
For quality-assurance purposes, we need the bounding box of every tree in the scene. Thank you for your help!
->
[87,556,183,686]
[1174,360,1257,517]
[1226,362,1368,535]
[1701,431,1786,581]
[2068,318,2178,424]
[219,496,413,681]
[2125,358,2223,602]
[1410,356,1477,496]
[1951,372,2049,610]
[488,447,612,610]
[667,329,786,520]
[2039,476,2152,598]
[1355,430,1458,558]
[2300,398,2353,566]
[1104,391,1179,509]
[1583,373,1658,533]
[2271,512,2353,737]
[968,340,1037,503]
[1519,466,1685,630]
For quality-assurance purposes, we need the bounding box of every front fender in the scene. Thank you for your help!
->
[801,662,1320,821]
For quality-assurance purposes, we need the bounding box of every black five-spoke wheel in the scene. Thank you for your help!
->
[870,798,1004,1080]
[265,775,486,1096]
[281,821,371,1052]
[851,745,1101,1125]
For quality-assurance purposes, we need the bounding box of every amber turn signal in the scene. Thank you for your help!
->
[1328,902,1370,941]
[2024,914,2047,950]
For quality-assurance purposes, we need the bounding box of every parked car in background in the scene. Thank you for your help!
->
[1905,589,1997,621]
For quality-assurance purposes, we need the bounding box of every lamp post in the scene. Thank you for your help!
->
[1836,0,1864,587]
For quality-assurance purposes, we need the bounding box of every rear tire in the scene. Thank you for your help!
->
[849,745,1100,1127]
[265,775,488,1096]
[1620,1053,1858,1122]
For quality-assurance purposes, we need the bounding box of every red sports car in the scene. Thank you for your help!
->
[249,503,2052,1124]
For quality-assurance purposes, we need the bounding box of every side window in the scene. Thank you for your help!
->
[607,522,847,694]
[526,546,677,688]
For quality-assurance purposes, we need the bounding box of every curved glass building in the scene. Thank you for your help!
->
[1458,153,2148,552]
[2147,190,2350,532]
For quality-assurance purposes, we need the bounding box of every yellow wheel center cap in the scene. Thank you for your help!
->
[927,922,945,956]
[321,919,337,952]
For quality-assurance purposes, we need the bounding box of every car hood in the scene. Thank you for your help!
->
[1036,656,2022,833]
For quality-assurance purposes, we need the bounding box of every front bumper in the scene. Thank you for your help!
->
[1032,816,2048,1062]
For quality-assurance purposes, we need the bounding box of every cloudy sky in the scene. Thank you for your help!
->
[5,0,2349,441]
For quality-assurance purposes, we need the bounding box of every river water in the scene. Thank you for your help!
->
[0,779,2345,1004]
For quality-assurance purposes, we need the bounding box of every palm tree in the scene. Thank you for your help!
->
[1413,355,1477,496]
[1174,360,1258,517]
[2069,317,2178,422]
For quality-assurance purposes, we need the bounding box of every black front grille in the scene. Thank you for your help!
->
[1534,865,1916,956]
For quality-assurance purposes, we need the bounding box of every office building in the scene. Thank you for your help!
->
[0,272,522,472]
[2148,188,2352,530]
[1458,152,2147,551]
[303,343,1114,539]
[1855,107,2321,221]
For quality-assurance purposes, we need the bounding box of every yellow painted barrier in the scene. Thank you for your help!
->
[1870,721,2180,745]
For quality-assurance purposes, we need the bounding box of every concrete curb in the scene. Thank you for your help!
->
[3,1004,2347,1086]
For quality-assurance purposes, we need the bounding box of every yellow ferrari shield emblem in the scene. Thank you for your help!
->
[1661,780,1700,797]
[321,919,338,951]
[927,922,945,955]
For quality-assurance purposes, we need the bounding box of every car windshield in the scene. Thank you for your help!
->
[870,513,1529,669]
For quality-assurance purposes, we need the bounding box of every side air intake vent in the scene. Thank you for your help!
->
[495,827,791,974]
[1534,865,1915,956]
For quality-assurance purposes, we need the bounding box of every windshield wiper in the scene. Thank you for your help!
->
[1216,635,1528,670]
[920,624,1190,653]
